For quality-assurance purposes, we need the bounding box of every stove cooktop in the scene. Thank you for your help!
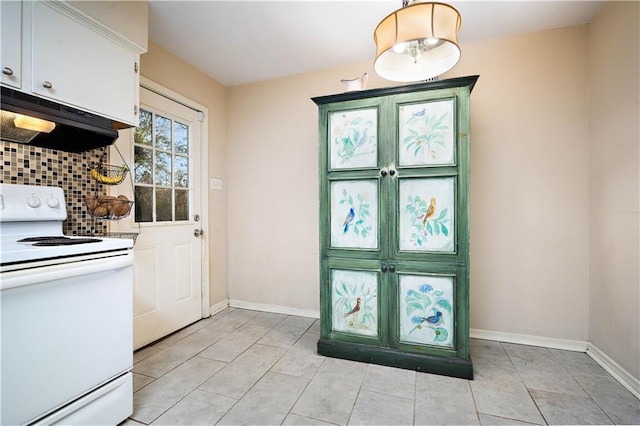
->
[17,236,103,246]
[1,184,133,265]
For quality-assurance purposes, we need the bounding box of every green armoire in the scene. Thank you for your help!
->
[313,75,478,379]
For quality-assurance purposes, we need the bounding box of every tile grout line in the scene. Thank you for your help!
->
[502,342,551,425]
[278,335,328,425]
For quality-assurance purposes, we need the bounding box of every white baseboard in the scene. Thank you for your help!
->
[470,328,588,352]
[228,299,320,319]
[209,298,229,316]
[587,342,640,399]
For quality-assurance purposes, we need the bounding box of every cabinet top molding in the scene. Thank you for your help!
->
[312,75,479,106]
[43,0,147,55]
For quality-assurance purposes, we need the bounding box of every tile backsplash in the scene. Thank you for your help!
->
[0,141,109,235]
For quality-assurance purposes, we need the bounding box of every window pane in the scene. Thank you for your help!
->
[134,146,153,184]
[156,188,172,221]
[134,186,153,222]
[175,122,189,154]
[175,155,188,188]
[155,151,172,186]
[155,115,172,151]
[134,109,193,224]
[175,189,189,221]
[135,109,152,145]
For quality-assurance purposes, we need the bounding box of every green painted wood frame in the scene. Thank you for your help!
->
[314,75,479,379]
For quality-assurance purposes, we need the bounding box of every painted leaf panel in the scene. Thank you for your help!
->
[331,269,378,337]
[329,108,377,169]
[330,180,378,249]
[399,274,454,348]
[398,99,455,166]
[399,177,455,252]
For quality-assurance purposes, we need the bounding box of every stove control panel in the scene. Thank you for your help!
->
[0,184,67,222]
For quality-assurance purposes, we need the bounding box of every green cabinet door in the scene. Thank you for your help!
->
[314,76,478,379]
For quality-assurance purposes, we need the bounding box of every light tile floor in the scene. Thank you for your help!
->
[122,308,640,426]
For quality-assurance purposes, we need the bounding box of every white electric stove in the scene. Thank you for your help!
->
[0,183,134,425]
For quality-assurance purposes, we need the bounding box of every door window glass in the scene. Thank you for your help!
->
[134,108,191,223]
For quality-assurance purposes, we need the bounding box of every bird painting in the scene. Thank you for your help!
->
[354,128,369,150]
[408,108,426,123]
[422,197,436,228]
[424,311,443,325]
[342,207,355,233]
[343,297,361,318]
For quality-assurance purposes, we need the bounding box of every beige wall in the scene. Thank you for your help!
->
[450,26,591,340]
[588,2,640,380]
[70,0,148,50]
[140,41,229,308]
[227,24,592,341]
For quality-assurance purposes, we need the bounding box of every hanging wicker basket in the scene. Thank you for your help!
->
[89,163,129,185]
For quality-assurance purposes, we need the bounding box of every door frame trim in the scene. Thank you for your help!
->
[138,76,210,318]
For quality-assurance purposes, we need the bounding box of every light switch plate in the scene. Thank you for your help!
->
[210,177,223,191]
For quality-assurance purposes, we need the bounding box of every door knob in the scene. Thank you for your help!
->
[388,265,396,273]
[380,169,387,177]
[381,265,388,272]
[389,169,396,176]
[194,228,204,237]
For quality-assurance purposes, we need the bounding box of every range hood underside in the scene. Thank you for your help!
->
[0,87,124,153]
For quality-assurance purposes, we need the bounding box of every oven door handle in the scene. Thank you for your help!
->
[1,252,133,291]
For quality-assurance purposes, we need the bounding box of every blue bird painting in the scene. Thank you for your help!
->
[342,208,355,233]
[408,108,426,123]
[425,311,443,325]
[354,128,369,149]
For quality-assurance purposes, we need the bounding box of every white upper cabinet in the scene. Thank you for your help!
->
[1,1,22,89]
[2,1,146,126]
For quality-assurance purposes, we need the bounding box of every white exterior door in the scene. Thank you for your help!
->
[112,81,208,349]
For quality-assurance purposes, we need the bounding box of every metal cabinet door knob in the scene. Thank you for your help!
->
[380,169,387,177]
[388,265,395,272]
[42,81,53,89]
[389,169,396,176]
[194,229,204,237]
[381,265,388,272]
[2,67,13,76]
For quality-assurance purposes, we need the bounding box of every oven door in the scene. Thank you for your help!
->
[1,251,133,425]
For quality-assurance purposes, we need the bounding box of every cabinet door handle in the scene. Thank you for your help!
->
[380,169,387,177]
[389,169,396,176]
[42,81,53,89]
[2,67,13,76]
[388,265,395,273]
[381,265,388,272]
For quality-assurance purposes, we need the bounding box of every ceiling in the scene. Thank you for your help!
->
[148,1,605,87]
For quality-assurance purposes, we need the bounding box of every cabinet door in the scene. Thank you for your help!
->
[388,264,469,359]
[321,259,387,345]
[31,1,137,124]
[389,88,470,265]
[320,99,389,261]
[1,0,21,89]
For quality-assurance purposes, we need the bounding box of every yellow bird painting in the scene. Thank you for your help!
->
[422,197,436,229]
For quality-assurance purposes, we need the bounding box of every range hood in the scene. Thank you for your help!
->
[1,87,126,153]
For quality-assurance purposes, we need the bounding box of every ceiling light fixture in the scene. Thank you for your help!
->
[374,0,462,82]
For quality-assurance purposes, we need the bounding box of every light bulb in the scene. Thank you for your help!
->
[392,42,407,53]
[13,114,56,133]
[426,37,439,46]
